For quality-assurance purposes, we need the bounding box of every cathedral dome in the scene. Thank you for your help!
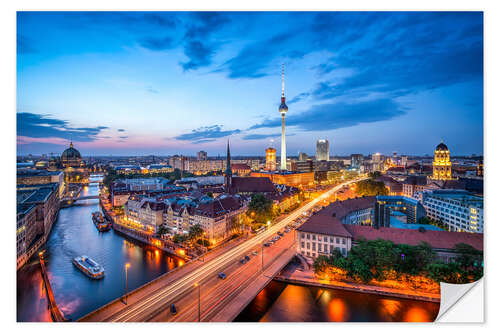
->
[435,142,449,151]
[62,146,81,159]
[61,142,81,160]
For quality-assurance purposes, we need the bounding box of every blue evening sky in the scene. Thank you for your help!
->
[17,11,483,156]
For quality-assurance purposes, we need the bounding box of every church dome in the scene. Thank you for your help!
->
[435,142,449,151]
[61,142,81,160]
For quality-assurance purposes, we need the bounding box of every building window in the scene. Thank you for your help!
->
[312,243,316,251]
[342,238,346,245]
[301,242,305,248]
[306,243,310,250]
[336,238,340,244]
[312,235,316,241]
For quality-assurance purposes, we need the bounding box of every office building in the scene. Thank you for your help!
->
[316,139,330,161]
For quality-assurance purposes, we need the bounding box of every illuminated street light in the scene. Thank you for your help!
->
[123,263,131,304]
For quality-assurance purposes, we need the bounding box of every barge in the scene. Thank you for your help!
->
[92,211,111,232]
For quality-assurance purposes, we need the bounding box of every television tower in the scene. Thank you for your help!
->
[279,64,288,171]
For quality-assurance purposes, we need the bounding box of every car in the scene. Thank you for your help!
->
[252,251,258,256]
[218,272,227,279]
[245,255,251,261]
[264,242,271,247]
[170,304,177,315]
[285,229,290,233]
[277,232,284,236]
[240,258,247,264]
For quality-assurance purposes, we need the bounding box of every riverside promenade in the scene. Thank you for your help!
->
[274,263,441,303]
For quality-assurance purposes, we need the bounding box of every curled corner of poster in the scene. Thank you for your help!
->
[435,278,484,323]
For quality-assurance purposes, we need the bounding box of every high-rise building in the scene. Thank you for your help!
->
[351,154,363,169]
[432,141,452,180]
[316,139,329,161]
[298,152,308,161]
[197,151,207,161]
[401,155,408,167]
[265,147,276,171]
[371,153,382,163]
[279,64,288,171]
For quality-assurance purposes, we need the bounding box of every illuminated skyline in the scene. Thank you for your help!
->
[17,12,483,156]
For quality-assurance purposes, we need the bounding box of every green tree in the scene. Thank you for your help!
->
[247,194,274,224]
[188,224,204,241]
[156,225,169,236]
[173,233,188,244]
[354,179,388,196]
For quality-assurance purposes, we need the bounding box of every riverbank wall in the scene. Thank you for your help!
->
[273,274,441,303]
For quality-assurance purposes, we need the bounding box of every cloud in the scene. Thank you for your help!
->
[139,36,174,51]
[242,133,281,140]
[180,41,213,71]
[17,112,108,142]
[250,98,406,132]
[221,31,299,79]
[287,92,310,104]
[180,12,230,71]
[174,125,240,143]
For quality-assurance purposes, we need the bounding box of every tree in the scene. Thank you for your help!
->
[354,179,388,196]
[156,225,169,236]
[368,171,382,179]
[173,233,188,244]
[247,194,274,224]
[188,224,204,241]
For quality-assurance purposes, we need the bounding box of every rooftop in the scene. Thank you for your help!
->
[344,225,483,251]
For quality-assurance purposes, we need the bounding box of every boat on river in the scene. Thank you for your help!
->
[91,211,111,232]
[72,256,105,279]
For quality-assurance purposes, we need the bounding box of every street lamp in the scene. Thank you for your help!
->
[123,263,130,304]
[194,282,201,322]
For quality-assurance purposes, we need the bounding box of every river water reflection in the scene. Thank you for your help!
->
[17,177,181,322]
[235,280,440,322]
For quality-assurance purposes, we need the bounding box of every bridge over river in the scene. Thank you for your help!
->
[79,179,363,322]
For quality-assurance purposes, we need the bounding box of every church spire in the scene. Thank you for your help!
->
[225,139,232,191]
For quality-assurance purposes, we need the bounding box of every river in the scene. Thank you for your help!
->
[235,280,440,322]
[16,176,181,322]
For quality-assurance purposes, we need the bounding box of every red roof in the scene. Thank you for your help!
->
[344,225,483,251]
[297,197,376,237]
[230,177,276,193]
[231,163,251,170]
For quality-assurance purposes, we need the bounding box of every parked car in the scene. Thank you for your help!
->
[245,255,251,261]
[218,272,227,279]
[264,242,271,247]
[240,258,247,264]
[252,251,258,256]
[170,304,177,315]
